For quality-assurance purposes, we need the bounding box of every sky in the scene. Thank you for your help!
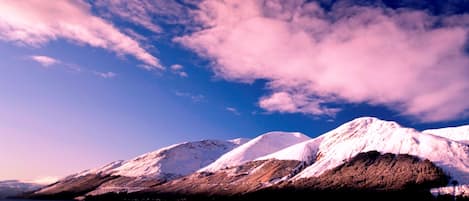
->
[0,0,468,182]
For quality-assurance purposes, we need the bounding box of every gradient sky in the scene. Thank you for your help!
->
[0,0,468,182]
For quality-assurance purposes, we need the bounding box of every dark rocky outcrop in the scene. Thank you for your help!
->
[292,151,449,191]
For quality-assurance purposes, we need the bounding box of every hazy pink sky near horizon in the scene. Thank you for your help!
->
[0,0,468,182]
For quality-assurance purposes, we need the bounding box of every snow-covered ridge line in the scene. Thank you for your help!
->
[423,125,469,144]
[199,132,311,172]
[69,138,250,181]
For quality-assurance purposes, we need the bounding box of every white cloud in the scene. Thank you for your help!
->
[226,107,240,115]
[176,0,469,122]
[0,0,162,69]
[170,64,188,77]
[30,55,60,67]
[170,64,184,71]
[93,71,117,79]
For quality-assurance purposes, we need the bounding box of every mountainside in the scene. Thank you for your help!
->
[149,159,303,196]
[29,139,248,199]
[0,180,43,198]
[199,132,311,172]
[292,151,448,191]
[87,151,450,201]
[423,125,469,144]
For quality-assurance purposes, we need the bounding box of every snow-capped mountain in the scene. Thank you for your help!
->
[423,125,469,144]
[78,139,248,180]
[112,139,248,179]
[199,132,311,172]
[31,139,249,198]
[292,117,469,184]
[28,117,469,200]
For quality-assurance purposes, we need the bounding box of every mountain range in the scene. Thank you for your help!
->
[11,117,468,200]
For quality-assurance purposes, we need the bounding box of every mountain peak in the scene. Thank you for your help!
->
[199,131,311,172]
[345,117,402,129]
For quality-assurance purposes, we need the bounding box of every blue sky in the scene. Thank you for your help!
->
[0,0,468,181]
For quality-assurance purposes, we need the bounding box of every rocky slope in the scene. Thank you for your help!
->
[291,151,448,191]
[86,151,450,201]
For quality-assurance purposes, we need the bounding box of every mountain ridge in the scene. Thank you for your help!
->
[25,117,469,200]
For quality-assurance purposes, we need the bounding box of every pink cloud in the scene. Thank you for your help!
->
[30,55,60,67]
[176,0,469,122]
[170,64,188,77]
[0,0,162,69]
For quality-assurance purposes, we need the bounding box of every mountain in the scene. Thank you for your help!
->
[199,132,311,172]
[292,117,469,184]
[0,180,43,198]
[423,125,469,144]
[28,117,469,200]
[29,139,248,199]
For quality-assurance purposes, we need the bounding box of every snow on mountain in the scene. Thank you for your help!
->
[199,132,311,172]
[112,139,245,179]
[293,117,469,184]
[66,139,248,181]
[431,184,469,197]
[256,136,323,162]
[423,125,469,144]
[73,160,125,178]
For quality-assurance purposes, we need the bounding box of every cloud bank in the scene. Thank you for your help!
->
[0,0,162,69]
[176,0,469,122]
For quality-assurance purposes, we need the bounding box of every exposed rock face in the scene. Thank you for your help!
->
[148,159,303,196]
[292,151,449,191]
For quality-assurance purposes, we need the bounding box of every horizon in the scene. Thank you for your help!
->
[1,0,469,182]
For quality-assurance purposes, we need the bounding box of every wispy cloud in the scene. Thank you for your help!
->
[226,107,240,115]
[28,54,117,79]
[30,55,60,67]
[176,0,469,122]
[93,71,117,79]
[0,0,162,69]
[170,64,188,78]
[175,91,205,102]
